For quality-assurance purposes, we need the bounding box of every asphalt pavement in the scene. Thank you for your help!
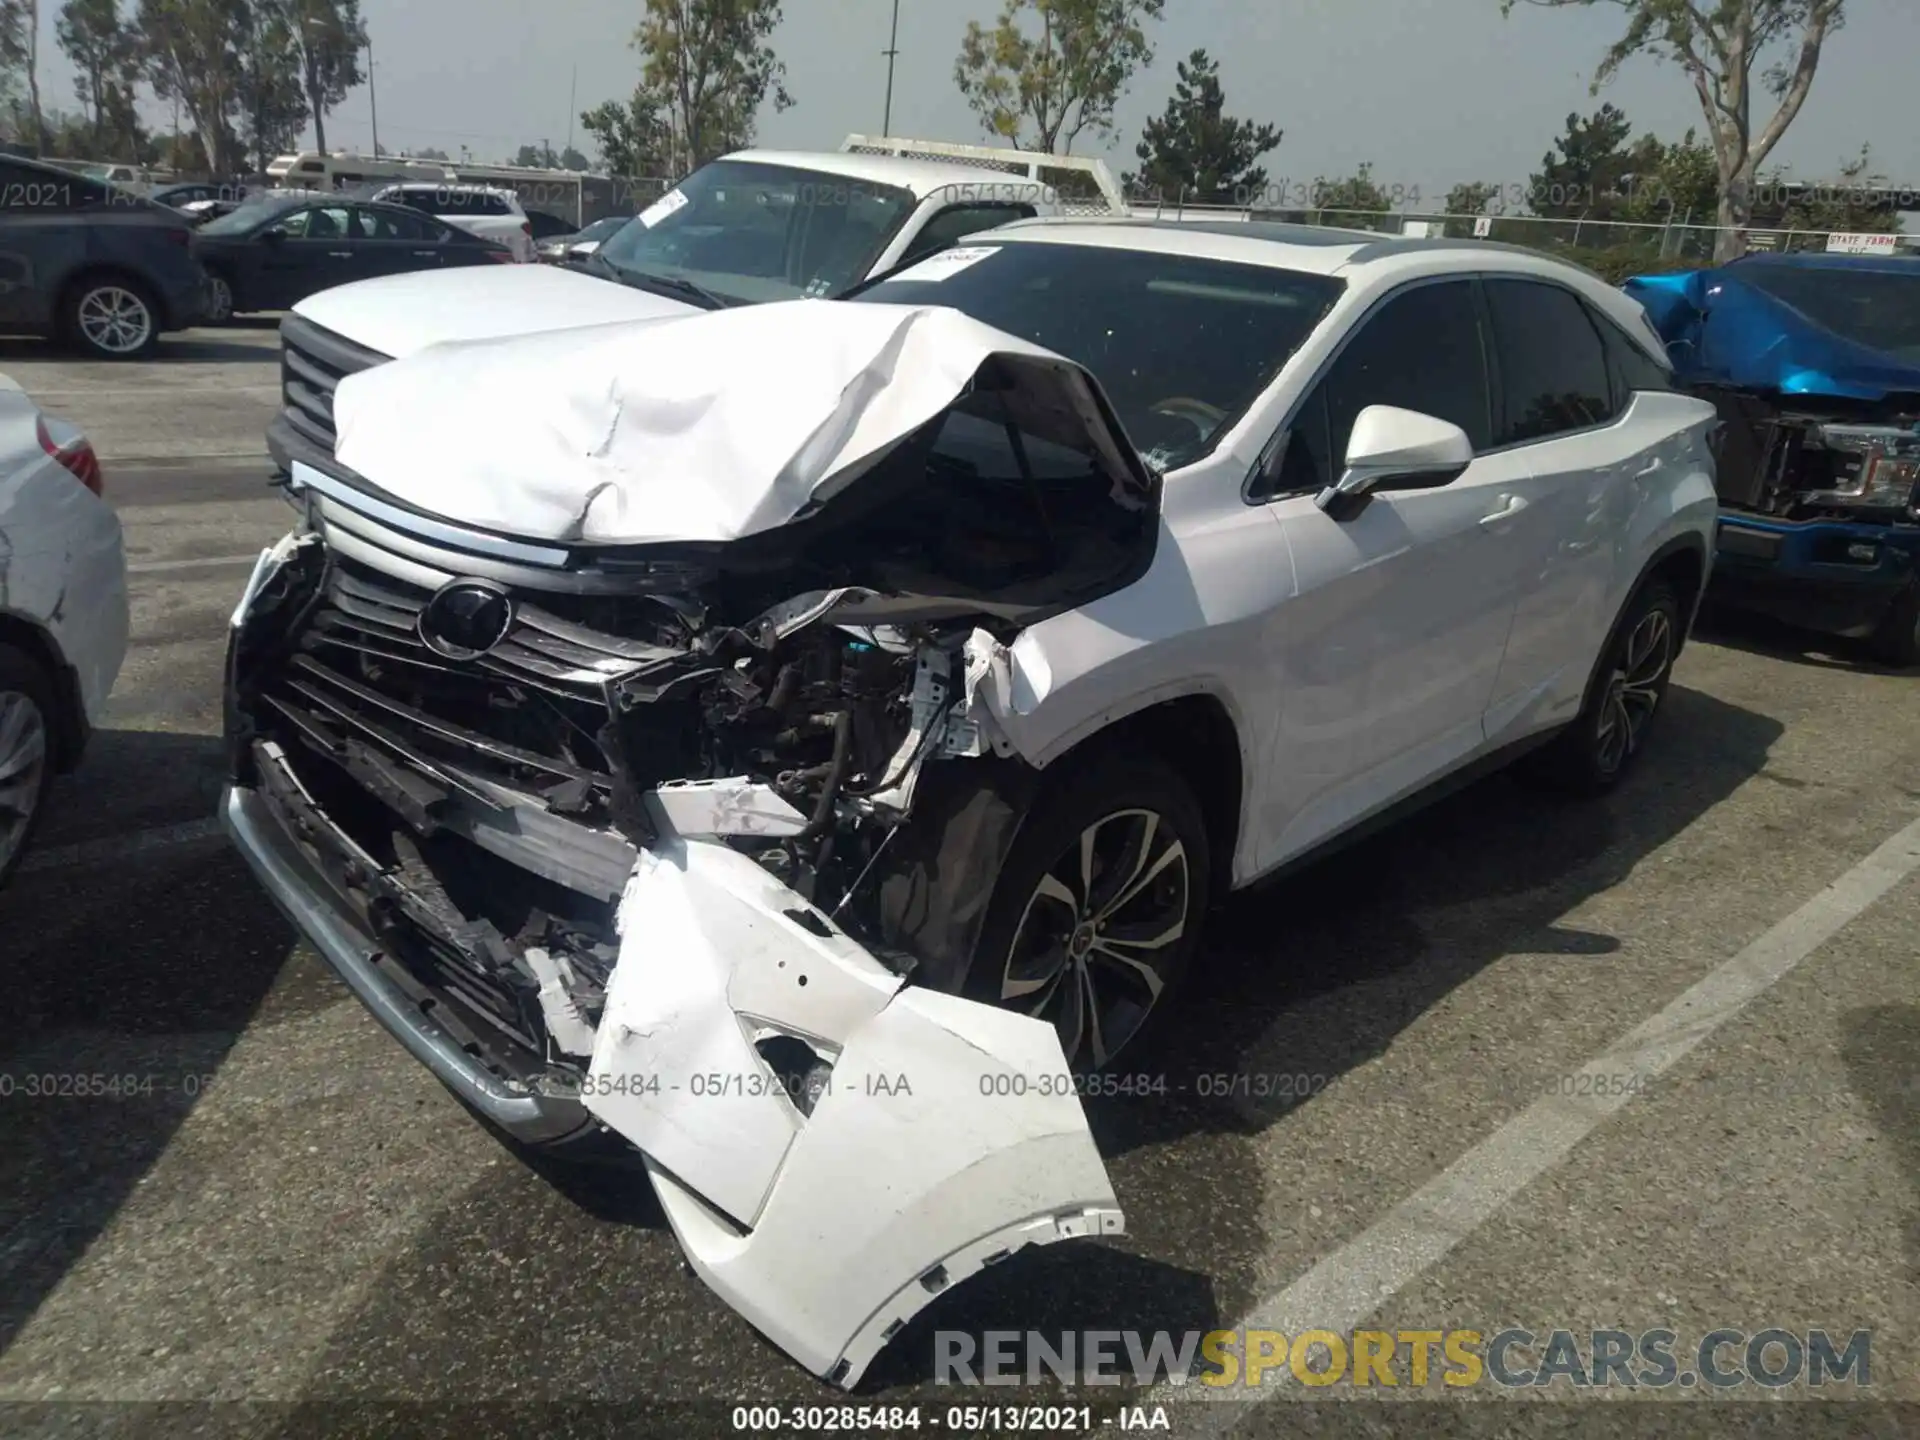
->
[1,333,1918,1440]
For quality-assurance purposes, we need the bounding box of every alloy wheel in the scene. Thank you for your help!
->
[77,286,154,355]
[1000,807,1191,1070]
[1594,607,1674,776]
[207,275,234,323]
[0,689,49,874]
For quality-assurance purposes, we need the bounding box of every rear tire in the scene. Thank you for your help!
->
[1866,581,1920,669]
[0,644,57,888]
[1521,579,1682,796]
[963,753,1211,1073]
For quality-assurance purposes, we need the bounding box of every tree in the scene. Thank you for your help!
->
[1620,128,1718,222]
[0,1,45,154]
[1445,181,1499,216]
[287,0,365,156]
[1123,48,1280,204]
[1528,103,1637,218]
[1310,163,1392,218]
[237,2,309,175]
[135,0,248,175]
[1503,0,1852,260]
[580,83,669,176]
[633,0,790,174]
[412,145,448,160]
[558,144,589,171]
[955,0,1164,154]
[57,0,139,153]
[514,142,557,168]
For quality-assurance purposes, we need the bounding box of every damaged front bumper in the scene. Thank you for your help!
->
[220,517,1123,1387]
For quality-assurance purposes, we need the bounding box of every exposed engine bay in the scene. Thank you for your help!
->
[1704,386,1920,523]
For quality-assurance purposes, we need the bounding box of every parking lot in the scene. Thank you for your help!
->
[2,331,1919,1439]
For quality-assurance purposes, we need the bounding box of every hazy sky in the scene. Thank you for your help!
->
[33,0,1920,192]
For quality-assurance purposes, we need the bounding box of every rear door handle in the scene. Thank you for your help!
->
[1479,494,1529,527]
[412,250,437,258]
[328,251,352,259]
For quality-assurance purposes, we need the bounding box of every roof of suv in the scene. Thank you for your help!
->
[967,216,1672,359]
[720,147,1053,200]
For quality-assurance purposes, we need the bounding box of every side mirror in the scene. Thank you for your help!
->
[1314,405,1473,519]
[261,225,287,244]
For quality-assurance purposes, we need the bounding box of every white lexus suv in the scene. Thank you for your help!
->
[223,220,1718,1387]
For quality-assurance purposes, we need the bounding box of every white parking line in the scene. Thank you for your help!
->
[128,554,262,575]
[1164,808,1920,1424]
[20,817,226,875]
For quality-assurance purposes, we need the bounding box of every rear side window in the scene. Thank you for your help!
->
[1483,279,1613,444]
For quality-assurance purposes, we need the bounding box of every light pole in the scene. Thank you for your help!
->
[881,0,901,137]
[367,32,380,158]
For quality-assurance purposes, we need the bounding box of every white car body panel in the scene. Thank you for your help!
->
[0,381,128,726]
[290,264,698,359]
[585,837,1120,1384]
[237,221,1723,1386]
[331,299,1136,546]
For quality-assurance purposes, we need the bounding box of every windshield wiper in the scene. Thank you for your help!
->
[585,253,731,311]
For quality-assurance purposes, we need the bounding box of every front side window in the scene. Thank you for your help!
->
[1483,278,1613,445]
[595,159,918,305]
[854,241,1344,471]
[279,206,353,240]
[898,203,1035,267]
[1268,280,1491,496]
[357,207,437,241]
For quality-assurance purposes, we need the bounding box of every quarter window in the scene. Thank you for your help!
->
[1483,279,1613,444]
[1591,309,1674,403]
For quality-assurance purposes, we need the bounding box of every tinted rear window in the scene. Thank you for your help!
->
[1482,278,1613,444]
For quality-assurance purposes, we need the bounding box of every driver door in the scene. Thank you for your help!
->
[1255,278,1531,865]
[257,205,366,309]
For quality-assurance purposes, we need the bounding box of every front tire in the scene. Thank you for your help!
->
[0,644,56,888]
[1523,579,1682,795]
[63,276,161,359]
[966,755,1211,1073]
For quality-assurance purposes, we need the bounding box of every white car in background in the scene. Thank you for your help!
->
[225,220,1719,1387]
[367,182,535,263]
[0,377,128,887]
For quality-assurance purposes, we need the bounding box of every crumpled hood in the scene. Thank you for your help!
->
[292,262,699,359]
[331,298,1151,546]
[1626,264,1920,402]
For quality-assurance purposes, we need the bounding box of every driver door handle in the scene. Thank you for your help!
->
[1479,494,1529,527]
[328,251,352,259]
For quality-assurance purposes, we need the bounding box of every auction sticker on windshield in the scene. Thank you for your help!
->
[895,246,1001,282]
[639,189,690,227]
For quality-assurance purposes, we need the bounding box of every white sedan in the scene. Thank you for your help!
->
[0,377,128,885]
[224,220,1718,1386]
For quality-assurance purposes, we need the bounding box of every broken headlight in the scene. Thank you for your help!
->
[1800,424,1920,516]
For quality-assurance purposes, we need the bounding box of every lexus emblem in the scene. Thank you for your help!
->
[418,578,515,661]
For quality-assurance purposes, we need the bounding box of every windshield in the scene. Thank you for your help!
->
[595,159,917,305]
[578,215,628,242]
[198,199,293,237]
[852,241,1345,470]
[1741,266,1920,361]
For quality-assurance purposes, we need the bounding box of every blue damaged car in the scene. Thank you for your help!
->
[1626,252,1920,666]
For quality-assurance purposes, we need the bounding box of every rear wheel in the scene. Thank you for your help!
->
[966,755,1211,1073]
[63,275,160,359]
[1866,581,1920,668]
[1522,579,1682,795]
[0,644,56,887]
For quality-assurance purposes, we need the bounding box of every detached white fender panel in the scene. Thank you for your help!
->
[585,838,1123,1386]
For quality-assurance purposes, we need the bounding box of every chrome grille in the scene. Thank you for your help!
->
[279,314,389,454]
